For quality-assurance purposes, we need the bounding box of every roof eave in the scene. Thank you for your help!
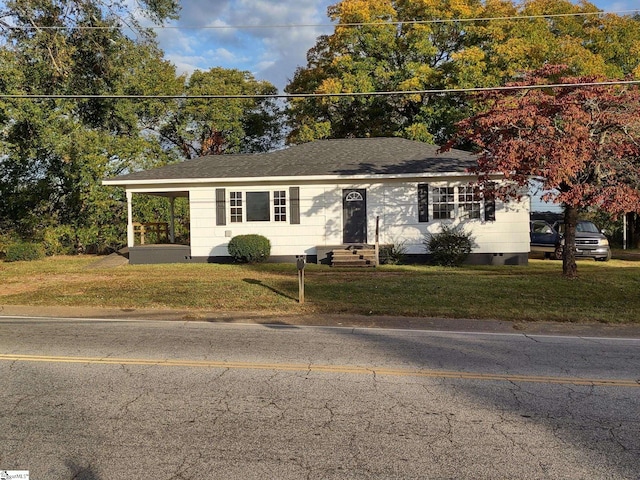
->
[102,171,479,187]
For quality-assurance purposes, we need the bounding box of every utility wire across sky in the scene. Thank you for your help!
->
[0,9,638,30]
[1,80,639,100]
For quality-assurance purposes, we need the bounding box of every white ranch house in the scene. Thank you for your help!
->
[103,137,530,265]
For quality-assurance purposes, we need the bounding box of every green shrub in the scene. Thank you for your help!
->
[424,225,476,267]
[5,241,45,262]
[0,231,16,259]
[227,234,271,263]
[74,226,100,254]
[39,225,125,256]
[41,225,76,256]
[379,240,407,265]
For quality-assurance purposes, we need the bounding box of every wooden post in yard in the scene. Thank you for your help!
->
[299,268,304,304]
[375,216,380,266]
[296,255,306,304]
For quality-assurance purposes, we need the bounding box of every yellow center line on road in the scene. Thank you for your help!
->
[1,353,638,387]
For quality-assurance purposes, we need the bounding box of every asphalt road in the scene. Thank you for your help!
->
[1,316,639,479]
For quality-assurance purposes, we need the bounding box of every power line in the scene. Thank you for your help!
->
[1,80,639,100]
[1,9,638,31]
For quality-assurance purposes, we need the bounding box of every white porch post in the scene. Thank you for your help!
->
[169,196,176,244]
[127,190,134,248]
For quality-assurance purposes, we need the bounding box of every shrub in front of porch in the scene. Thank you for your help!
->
[228,234,271,263]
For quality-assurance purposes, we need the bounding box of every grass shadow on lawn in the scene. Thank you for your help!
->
[243,278,297,302]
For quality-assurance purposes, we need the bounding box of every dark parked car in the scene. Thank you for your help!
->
[553,220,611,262]
[530,220,562,259]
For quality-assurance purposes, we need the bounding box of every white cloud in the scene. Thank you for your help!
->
[206,47,235,62]
[155,0,333,90]
[155,28,198,55]
[254,59,276,71]
[164,53,206,76]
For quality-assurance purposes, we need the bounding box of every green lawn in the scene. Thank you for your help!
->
[1,256,639,323]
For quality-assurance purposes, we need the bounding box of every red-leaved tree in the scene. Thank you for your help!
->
[447,66,640,277]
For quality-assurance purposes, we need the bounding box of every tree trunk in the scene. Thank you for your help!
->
[630,213,640,249]
[563,205,578,278]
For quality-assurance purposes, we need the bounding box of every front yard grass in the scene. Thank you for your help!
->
[1,256,639,324]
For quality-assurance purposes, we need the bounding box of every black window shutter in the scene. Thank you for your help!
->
[289,187,300,224]
[418,183,429,222]
[216,188,226,226]
[484,183,496,221]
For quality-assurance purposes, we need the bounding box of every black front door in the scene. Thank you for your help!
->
[343,189,367,244]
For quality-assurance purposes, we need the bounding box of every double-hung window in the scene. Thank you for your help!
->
[457,186,481,220]
[419,183,492,222]
[432,187,455,220]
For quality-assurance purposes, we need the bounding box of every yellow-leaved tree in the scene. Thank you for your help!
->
[285,0,640,144]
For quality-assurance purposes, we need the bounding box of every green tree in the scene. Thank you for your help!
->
[0,0,183,250]
[285,0,640,145]
[158,68,283,159]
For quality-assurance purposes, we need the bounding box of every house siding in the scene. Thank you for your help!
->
[179,178,528,263]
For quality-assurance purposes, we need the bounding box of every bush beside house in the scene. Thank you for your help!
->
[228,234,271,263]
[425,225,476,267]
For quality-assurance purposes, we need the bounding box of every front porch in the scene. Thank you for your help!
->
[125,190,191,264]
[126,190,189,247]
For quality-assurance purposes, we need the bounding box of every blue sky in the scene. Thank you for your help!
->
[151,0,639,91]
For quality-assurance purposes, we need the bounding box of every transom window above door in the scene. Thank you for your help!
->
[345,191,364,202]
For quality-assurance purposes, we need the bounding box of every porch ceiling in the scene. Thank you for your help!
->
[134,191,189,198]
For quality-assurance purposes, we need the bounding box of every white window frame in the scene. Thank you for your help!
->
[457,185,482,220]
[432,186,455,220]
[228,189,290,223]
[273,190,287,222]
[431,185,482,221]
[230,191,243,223]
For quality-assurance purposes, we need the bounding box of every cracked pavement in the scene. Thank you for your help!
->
[0,317,639,479]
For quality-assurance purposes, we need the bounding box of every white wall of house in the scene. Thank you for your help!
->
[375,181,529,255]
[184,177,529,259]
[190,186,328,258]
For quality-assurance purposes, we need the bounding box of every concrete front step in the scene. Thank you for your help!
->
[330,246,377,267]
[331,252,376,259]
[332,260,375,267]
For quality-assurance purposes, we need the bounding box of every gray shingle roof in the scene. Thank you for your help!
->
[107,137,477,182]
